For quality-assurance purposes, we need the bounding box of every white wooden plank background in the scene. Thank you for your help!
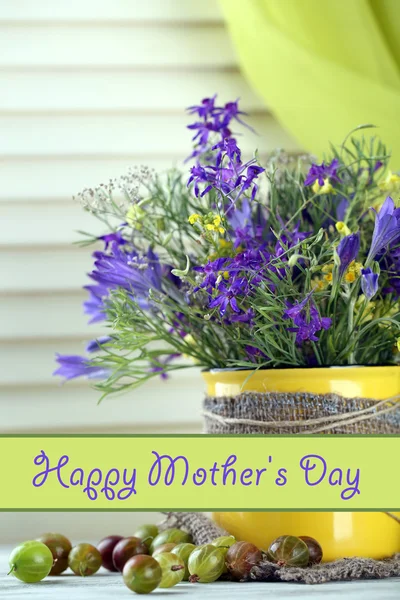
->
[0,0,298,437]
[0,0,223,22]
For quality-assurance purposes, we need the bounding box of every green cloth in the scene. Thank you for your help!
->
[219,0,400,165]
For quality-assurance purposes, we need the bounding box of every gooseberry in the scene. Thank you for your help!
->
[8,541,53,583]
[123,555,162,595]
[112,536,148,572]
[188,544,225,583]
[154,552,185,588]
[225,541,262,580]
[150,528,192,554]
[211,535,236,573]
[268,535,309,567]
[68,543,102,576]
[151,542,176,557]
[97,535,123,572]
[36,533,72,575]
[171,543,196,580]
[299,536,323,565]
[133,524,159,550]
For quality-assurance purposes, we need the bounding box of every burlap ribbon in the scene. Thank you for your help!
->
[203,392,400,434]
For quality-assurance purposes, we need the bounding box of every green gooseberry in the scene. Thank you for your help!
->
[8,541,53,583]
[172,543,196,580]
[68,543,102,576]
[267,535,309,567]
[133,524,159,550]
[154,552,185,588]
[211,535,236,573]
[123,555,162,595]
[150,528,192,554]
[36,533,72,575]
[188,544,225,583]
[151,542,176,557]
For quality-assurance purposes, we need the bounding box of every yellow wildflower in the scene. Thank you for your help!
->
[213,215,222,227]
[188,213,201,225]
[312,178,335,195]
[312,277,327,291]
[205,223,225,234]
[322,263,333,273]
[344,271,356,283]
[321,263,333,283]
[335,221,351,237]
[344,261,363,283]
[379,171,400,193]
[397,338,400,352]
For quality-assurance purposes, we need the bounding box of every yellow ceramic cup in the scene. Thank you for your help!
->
[203,366,400,562]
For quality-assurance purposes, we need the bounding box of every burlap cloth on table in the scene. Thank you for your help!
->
[162,512,400,584]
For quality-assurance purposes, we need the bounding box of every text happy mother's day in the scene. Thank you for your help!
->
[32,450,361,502]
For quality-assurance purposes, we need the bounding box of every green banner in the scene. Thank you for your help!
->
[0,435,398,511]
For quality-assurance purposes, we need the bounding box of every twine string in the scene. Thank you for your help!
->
[203,394,400,434]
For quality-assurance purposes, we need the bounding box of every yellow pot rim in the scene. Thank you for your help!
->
[202,365,400,399]
[203,365,398,374]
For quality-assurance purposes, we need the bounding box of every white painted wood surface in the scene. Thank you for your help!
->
[0,547,399,598]
[0,0,298,435]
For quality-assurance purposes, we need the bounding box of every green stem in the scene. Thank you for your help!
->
[347,296,357,364]
[7,565,16,576]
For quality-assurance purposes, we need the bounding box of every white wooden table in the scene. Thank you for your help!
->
[1,547,399,599]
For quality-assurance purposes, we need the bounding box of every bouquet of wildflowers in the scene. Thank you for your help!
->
[54,96,400,399]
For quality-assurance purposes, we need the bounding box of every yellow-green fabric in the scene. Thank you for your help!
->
[219,0,400,165]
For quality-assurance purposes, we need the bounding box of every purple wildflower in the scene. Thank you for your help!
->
[193,257,230,293]
[89,244,162,305]
[149,353,181,380]
[187,164,216,197]
[82,244,166,325]
[274,219,311,258]
[86,336,113,353]
[284,294,332,344]
[212,137,241,167]
[98,231,126,250]
[245,345,269,362]
[188,159,264,201]
[213,99,253,131]
[367,197,400,262]
[187,95,217,119]
[209,277,248,316]
[304,158,341,187]
[83,283,109,323]
[283,291,313,320]
[53,354,110,381]
[361,268,379,300]
[336,197,349,222]
[337,233,360,276]
[230,308,255,324]
[237,164,265,200]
